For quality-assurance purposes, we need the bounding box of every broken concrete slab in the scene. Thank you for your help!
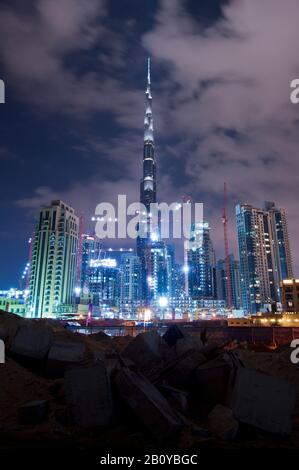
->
[10,323,53,360]
[159,350,207,389]
[231,367,296,435]
[175,335,203,356]
[162,325,185,346]
[18,399,50,425]
[158,384,189,416]
[195,357,232,412]
[122,331,161,370]
[64,363,113,428]
[48,341,86,363]
[207,404,239,440]
[115,368,184,441]
[46,341,87,376]
[0,312,25,346]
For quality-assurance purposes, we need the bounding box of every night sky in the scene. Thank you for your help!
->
[1,0,299,288]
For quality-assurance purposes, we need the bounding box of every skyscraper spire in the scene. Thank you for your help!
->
[147,57,151,85]
[144,57,154,143]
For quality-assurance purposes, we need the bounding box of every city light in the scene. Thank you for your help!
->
[158,296,168,308]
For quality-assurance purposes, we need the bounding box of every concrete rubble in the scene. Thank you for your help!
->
[231,367,296,435]
[46,340,87,376]
[115,367,184,441]
[207,404,239,440]
[1,310,299,449]
[11,323,54,360]
[121,330,161,371]
[64,363,113,428]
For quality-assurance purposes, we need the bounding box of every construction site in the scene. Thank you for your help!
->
[1,309,299,455]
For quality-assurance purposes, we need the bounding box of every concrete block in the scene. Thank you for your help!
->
[175,335,203,356]
[195,357,232,410]
[64,364,113,428]
[122,331,161,369]
[0,312,24,345]
[47,341,87,376]
[18,399,50,425]
[159,384,189,416]
[48,341,86,362]
[11,323,53,359]
[162,350,207,389]
[115,368,184,441]
[231,368,296,435]
[207,404,239,440]
[162,325,185,346]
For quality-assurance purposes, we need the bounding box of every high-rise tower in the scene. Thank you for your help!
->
[137,58,158,301]
[140,57,156,213]
[28,200,79,317]
[236,202,293,314]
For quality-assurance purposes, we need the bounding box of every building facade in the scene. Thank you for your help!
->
[28,200,79,317]
[88,258,120,313]
[236,202,293,314]
[216,254,242,309]
[187,222,216,300]
[280,279,299,312]
[80,234,102,291]
[137,59,159,302]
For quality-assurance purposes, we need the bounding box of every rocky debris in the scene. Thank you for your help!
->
[10,323,53,360]
[115,367,184,441]
[162,324,185,346]
[1,313,299,449]
[18,399,50,425]
[64,363,113,428]
[207,405,239,440]
[231,367,296,435]
[121,330,161,370]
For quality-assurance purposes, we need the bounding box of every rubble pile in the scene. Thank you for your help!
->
[1,311,299,450]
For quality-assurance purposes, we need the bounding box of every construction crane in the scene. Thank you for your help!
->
[76,214,84,288]
[182,195,192,297]
[222,183,233,310]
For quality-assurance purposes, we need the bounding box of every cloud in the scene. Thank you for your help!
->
[143,0,299,271]
[4,0,299,274]
[0,0,143,124]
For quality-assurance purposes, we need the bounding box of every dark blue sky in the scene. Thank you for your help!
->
[1,0,299,288]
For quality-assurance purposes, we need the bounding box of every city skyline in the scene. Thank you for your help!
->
[1,0,299,289]
[7,57,294,318]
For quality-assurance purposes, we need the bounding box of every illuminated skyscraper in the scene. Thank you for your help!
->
[236,202,293,314]
[80,234,102,291]
[137,58,158,301]
[120,254,141,301]
[88,258,120,312]
[216,254,242,309]
[28,200,79,317]
[187,222,216,300]
[264,201,293,283]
